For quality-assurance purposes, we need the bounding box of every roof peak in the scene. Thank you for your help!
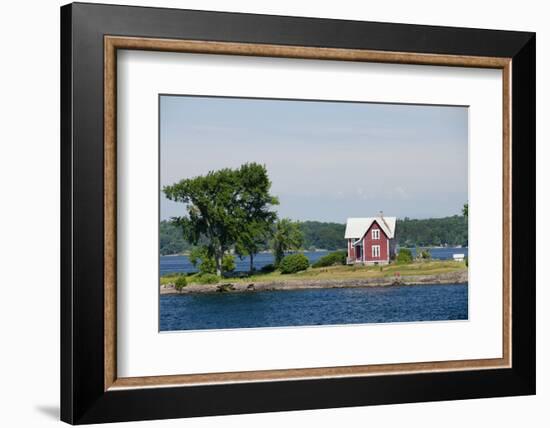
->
[346,216,396,220]
[344,216,396,239]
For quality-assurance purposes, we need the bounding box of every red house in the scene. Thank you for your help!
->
[345,214,397,265]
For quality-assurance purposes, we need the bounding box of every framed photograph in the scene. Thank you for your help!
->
[61,2,535,424]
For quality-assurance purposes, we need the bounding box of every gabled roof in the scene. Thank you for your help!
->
[344,216,396,239]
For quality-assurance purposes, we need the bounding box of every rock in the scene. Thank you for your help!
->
[216,283,235,293]
[246,284,255,291]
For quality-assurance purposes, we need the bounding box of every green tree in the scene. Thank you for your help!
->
[462,203,469,218]
[234,163,279,272]
[236,221,272,273]
[271,219,304,267]
[164,163,278,276]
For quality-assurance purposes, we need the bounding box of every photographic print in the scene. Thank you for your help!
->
[159,95,469,331]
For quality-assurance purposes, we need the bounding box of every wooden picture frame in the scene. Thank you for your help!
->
[61,2,535,424]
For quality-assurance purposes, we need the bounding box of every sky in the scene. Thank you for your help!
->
[160,95,468,223]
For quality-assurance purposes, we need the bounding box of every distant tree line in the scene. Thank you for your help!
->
[397,215,468,247]
[160,220,193,255]
[299,221,346,251]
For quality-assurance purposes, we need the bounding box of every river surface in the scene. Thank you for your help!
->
[160,283,468,331]
[160,247,468,275]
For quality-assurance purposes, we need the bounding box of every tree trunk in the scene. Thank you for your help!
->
[275,248,283,267]
[215,251,222,277]
[249,253,254,273]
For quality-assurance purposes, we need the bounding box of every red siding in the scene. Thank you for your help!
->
[363,221,389,262]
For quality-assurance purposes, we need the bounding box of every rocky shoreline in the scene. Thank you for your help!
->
[160,270,468,295]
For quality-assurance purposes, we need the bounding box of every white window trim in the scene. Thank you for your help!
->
[372,229,380,240]
[372,245,380,258]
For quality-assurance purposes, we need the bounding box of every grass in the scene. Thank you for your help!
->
[160,260,467,286]
[160,272,217,286]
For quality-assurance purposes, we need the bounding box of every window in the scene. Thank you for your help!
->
[372,229,380,240]
[372,245,380,258]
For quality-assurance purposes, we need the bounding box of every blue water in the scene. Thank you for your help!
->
[160,251,330,275]
[159,283,468,331]
[410,247,468,260]
[160,247,468,275]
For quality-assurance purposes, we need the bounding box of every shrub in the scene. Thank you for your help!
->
[174,275,187,292]
[199,258,216,275]
[279,253,310,274]
[196,273,220,284]
[222,254,236,272]
[312,250,347,268]
[189,247,217,274]
[419,249,431,260]
[260,263,276,273]
[190,247,236,275]
[396,248,413,264]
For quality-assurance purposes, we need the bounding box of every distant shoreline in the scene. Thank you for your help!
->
[160,270,468,295]
[160,249,336,257]
[160,246,467,258]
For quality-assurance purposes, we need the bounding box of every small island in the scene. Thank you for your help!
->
[160,257,467,295]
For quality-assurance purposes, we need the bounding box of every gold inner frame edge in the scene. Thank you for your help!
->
[104,36,512,391]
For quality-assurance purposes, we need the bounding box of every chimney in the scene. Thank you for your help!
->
[379,210,390,231]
